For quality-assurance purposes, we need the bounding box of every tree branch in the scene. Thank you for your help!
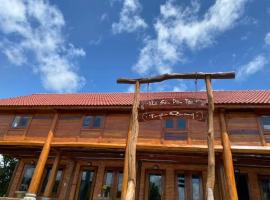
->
[117,72,235,84]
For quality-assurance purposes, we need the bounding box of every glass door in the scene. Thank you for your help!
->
[76,167,96,200]
[259,175,270,200]
[175,172,203,200]
[102,168,123,200]
[146,170,165,200]
[235,173,250,200]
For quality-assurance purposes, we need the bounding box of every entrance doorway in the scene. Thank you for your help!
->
[235,173,250,200]
[102,168,123,200]
[76,167,96,200]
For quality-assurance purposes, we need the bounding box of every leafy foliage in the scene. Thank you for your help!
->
[0,155,18,196]
[148,182,161,200]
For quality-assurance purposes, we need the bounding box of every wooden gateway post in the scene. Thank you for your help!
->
[121,81,140,200]
[117,72,236,200]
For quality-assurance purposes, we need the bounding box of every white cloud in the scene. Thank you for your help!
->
[112,0,147,34]
[237,55,268,80]
[133,0,248,75]
[100,13,108,22]
[0,41,26,66]
[265,32,270,46]
[172,82,188,92]
[0,0,85,92]
[127,85,135,92]
[89,37,102,46]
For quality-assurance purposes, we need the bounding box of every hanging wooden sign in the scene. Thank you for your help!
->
[140,98,207,110]
[138,110,206,122]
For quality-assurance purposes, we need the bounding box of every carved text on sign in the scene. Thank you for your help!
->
[139,110,206,122]
[140,98,207,110]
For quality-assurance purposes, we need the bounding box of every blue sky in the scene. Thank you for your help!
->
[0,0,269,98]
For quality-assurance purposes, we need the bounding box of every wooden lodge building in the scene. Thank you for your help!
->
[1,90,270,200]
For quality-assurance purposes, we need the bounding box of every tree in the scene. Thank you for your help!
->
[0,155,18,196]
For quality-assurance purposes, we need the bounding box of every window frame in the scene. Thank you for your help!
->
[145,169,165,200]
[164,118,187,131]
[17,164,35,192]
[175,171,203,200]
[261,116,270,131]
[11,115,31,129]
[75,166,97,200]
[101,167,123,200]
[81,115,104,130]
[163,118,188,141]
[235,173,250,200]
[258,175,270,200]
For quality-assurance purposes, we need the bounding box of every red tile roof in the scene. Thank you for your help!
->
[0,90,269,107]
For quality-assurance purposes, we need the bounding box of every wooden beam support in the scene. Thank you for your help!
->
[25,114,58,199]
[205,77,215,200]
[219,111,238,200]
[43,151,61,197]
[122,81,140,200]
[117,72,235,84]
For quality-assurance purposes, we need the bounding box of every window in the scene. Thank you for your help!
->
[19,165,35,191]
[177,175,185,200]
[12,116,31,128]
[102,169,123,199]
[176,172,203,200]
[39,167,63,197]
[164,118,187,140]
[147,172,164,200]
[165,118,186,130]
[261,116,270,131]
[77,168,96,200]
[165,119,173,129]
[192,175,201,200]
[177,119,186,130]
[82,115,103,129]
[259,176,270,200]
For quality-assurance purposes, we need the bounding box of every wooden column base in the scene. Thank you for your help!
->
[23,193,36,200]
[40,197,52,200]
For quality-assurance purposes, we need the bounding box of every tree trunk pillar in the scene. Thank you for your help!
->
[122,81,140,200]
[205,77,215,200]
[219,111,238,200]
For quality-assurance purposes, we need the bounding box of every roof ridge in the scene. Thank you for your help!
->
[30,89,270,96]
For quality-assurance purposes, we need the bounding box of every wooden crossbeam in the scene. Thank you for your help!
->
[117,72,235,84]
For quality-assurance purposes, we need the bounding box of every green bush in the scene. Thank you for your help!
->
[0,155,18,196]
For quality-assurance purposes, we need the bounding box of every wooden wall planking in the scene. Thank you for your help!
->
[103,114,129,138]
[27,115,52,137]
[139,120,162,139]
[54,115,81,137]
[0,114,13,137]
[0,111,269,147]
[226,113,261,145]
